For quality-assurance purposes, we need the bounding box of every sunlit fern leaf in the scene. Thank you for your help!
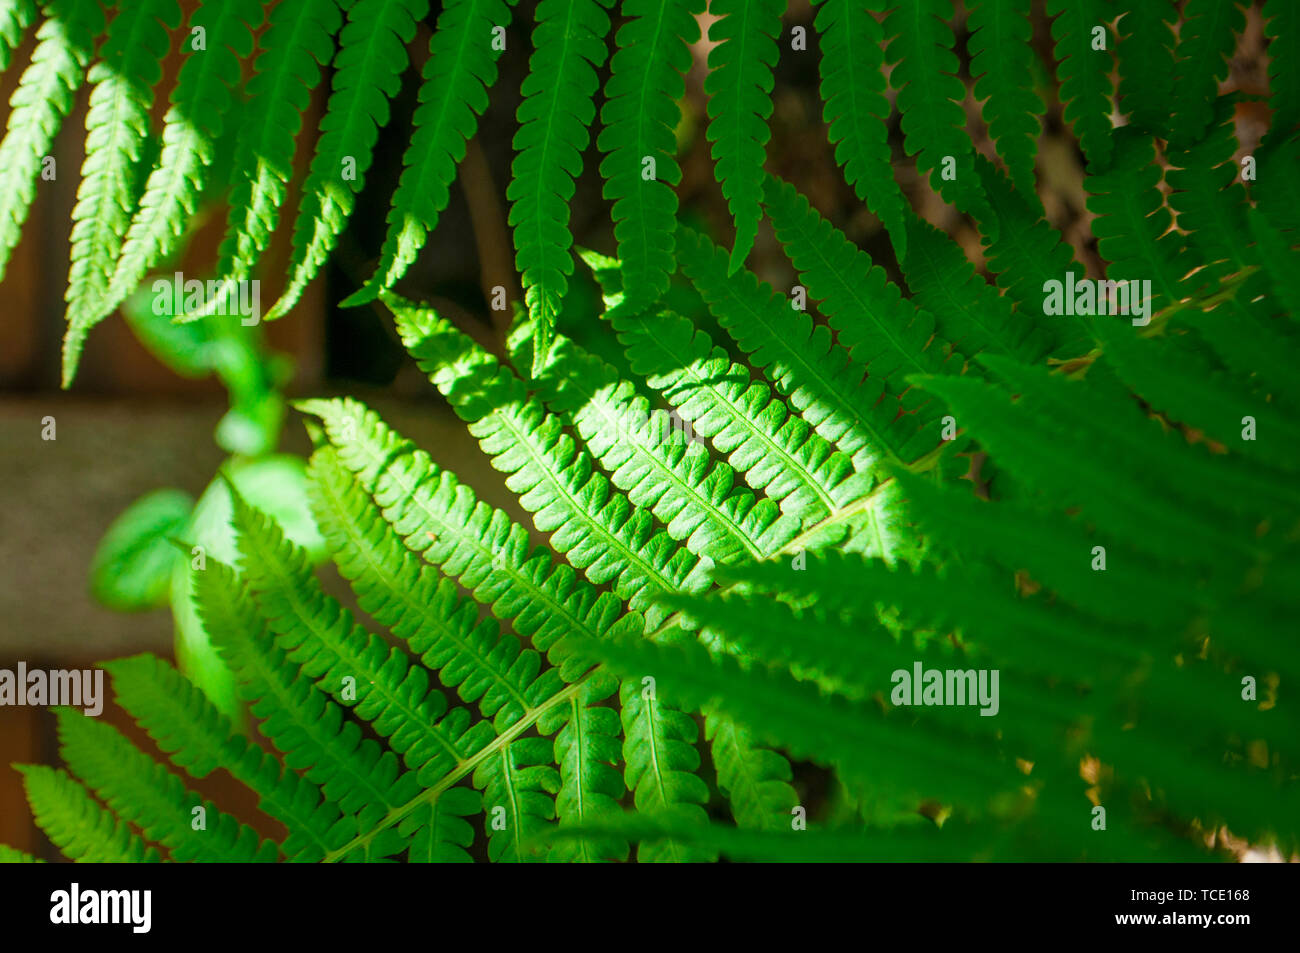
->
[387,292,715,626]
[704,0,783,275]
[230,487,492,788]
[705,711,799,831]
[1114,0,1176,139]
[812,0,906,255]
[507,0,613,375]
[508,311,800,565]
[62,0,180,377]
[17,765,160,863]
[0,0,104,286]
[103,652,344,862]
[473,738,558,862]
[579,247,867,524]
[54,708,277,861]
[677,224,930,476]
[619,679,714,863]
[264,0,428,321]
[885,0,992,225]
[0,0,37,75]
[1170,0,1244,148]
[195,0,345,321]
[342,0,515,308]
[548,675,629,862]
[1045,0,1112,169]
[77,0,264,382]
[596,0,703,314]
[306,444,558,733]
[193,558,422,851]
[967,0,1043,197]
[1261,0,1299,153]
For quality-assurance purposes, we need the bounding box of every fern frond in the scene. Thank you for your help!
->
[1045,0,1113,168]
[472,737,558,862]
[0,0,36,74]
[342,0,515,307]
[967,0,1044,195]
[388,293,714,625]
[505,0,612,373]
[229,489,488,784]
[1084,129,1187,312]
[193,558,422,853]
[1170,0,1244,147]
[307,445,556,731]
[705,711,798,831]
[17,764,161,863]
[704,0,783,274]
[580,248,867,523]
[811,0,906,254]
[0,845,42,863]
[509,312,799,564]
[1114,0,1176,138]
[885,0,991,222]
[103,652,343,862]
[0,0,104,284]
[202,0,345,316]
[1262,0,1299,152]
[62,0,180,377]
[899,212,1049,363]
[595,0,703,313]
[80,0,264,379]
[401,787,479,862]
[264,0,427,321]
[548,674,628,862]
[619,679,714,862]
[298,395,640,666]
[54,708,277,861]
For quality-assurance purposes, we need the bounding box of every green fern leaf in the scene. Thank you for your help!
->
[968,0,1044,195]
[199,0,345,318]
[580,248,866,523]
[342,0,515,308]
[0,0,37,75]
[596,0,703,313]
[80,0,264,377]
[1262,0,1299,152]
[811,0,906,254]
[705,711,798,831]
[264,0,428,321]
[230,488,489,783]
[704,0,783,274]
[885,0,991,222]
[509,312,800,564]
[55,708,276,861]
[307,443,563,731]
[1170,0,1244,147]
[472,738,559,862]
[1046,0,1113,168]
[549,674,628,862]
[17,764,161,862]
[1115,0,1177,138]
[401,788,480,862]
[0,0,104,285]
[193,558,422,851]
[104,652,344,862]
[62,0,180,379]
[619,679,714,862]
[507,0,613,373]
